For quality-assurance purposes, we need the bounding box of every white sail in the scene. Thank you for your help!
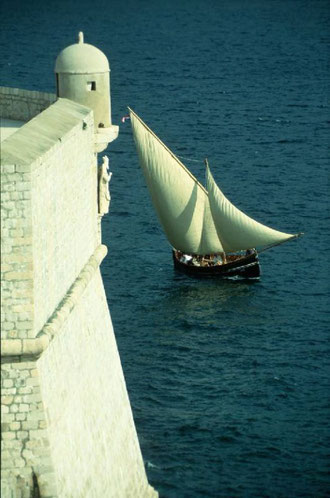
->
[206,163,296,252]
[129,109,224,254]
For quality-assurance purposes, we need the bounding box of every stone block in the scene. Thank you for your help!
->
[15,164,31,173]
[2,432,16,440]
[22,420,38,430]
[2,183,15,192]
[13,237,33,247]
[18,404,29,413]
[16,370,30,379]
[22,448,34,460]
[15,378,26,387]
[14,362,34,370]
[23,394,41,403]
[38,473,58,497]
[17,430,29,440]
[1,395,14,405]
[1,438,21,449]
[17,312,33,322]
[2,322,15,331]
[12,303,33,313]
[3,379,14,388]
[25,439,41,449]
[1,367,10,377]
[1,262,12,272]
[1,244,13,253]
[1,458,17,469]
[26,410,44,421]
[10,192,24,200]
[1,165,15,174]
[2,253,30,264]
[9,422,21,431]
[18,387,33,395]
[0,449,10,459]
[1,387,16,396]
[14,457,25,468]
[17,321,33,330]
[4,272,33,281]
[2,340,22,355]
[2,413,15,423]
[26,377,40,387]
[17,183,31,192]
[15,413,27,421]
[8,365,20,377]
[9,229,24,237]
[18,331,30,340]
[29,429,47,440]
[2,200,15,210]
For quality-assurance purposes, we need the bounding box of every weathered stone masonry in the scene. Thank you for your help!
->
[1,85,157,497]
[0,86,56,123]
[1,360,56,498]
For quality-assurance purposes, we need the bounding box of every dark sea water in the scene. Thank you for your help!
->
[1,0,329,496]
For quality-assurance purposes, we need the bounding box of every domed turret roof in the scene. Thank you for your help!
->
[55,32,110,74]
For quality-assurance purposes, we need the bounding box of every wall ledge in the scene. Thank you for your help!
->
[1,244,107,360]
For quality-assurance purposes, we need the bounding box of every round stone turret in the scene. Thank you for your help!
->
[55,32,112,130]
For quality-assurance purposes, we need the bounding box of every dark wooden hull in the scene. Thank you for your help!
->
[172,250,261,279]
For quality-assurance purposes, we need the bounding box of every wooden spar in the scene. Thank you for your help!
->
[258,232,304,254]
[128,107,208,194]
[204,157,227,261]
[205,156,303,255]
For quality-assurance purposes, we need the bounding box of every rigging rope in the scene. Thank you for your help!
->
[176,154,203,164]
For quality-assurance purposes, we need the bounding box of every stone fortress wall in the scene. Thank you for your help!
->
[0,86,56,122]
[1,86,157,496]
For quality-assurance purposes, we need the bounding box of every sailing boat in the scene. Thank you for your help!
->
[128,108,302,279]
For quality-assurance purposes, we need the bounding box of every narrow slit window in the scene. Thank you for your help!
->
[87,81,96,91]
[56,74,60,97]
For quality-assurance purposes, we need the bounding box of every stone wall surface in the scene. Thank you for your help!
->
[1,88,158,497]
[37,269,157,498]
[0,87,56,122]
[1,164,34,340]
[1,361,58,497]
[29,101,98,335]
[1,97,97,339]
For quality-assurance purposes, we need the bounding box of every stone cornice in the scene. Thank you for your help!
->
[1,244,107,360]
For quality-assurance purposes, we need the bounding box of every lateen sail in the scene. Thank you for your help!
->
[129,108,224,254]
[206,163,297,252]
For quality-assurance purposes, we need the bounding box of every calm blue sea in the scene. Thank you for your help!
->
[1,0,329,496]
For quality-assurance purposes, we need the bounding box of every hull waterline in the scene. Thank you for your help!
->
[172,250,261,279]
